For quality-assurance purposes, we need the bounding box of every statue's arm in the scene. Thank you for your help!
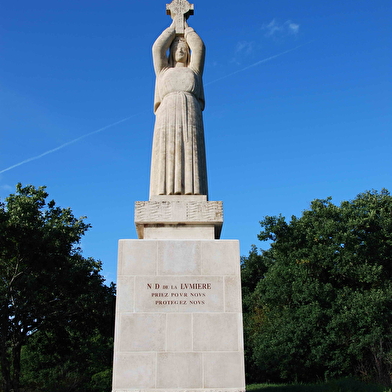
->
[185,27,205,75]
[152,25,176,74]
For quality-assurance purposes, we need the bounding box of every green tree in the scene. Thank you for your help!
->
[242,190,392,385]
[0,184,114,392]
[20,290,115,392]
[241,245,271,382]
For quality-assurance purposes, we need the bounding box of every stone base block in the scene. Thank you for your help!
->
[112,239,246,392]
[135,197,223,239]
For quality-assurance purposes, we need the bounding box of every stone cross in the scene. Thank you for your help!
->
[166,0,194,35]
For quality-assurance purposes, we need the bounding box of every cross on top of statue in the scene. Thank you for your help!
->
[166,0,194,35]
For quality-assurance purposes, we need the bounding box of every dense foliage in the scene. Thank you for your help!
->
[242,190,392,386]
[3,185,391,390]
[247,377,390,392]
[0,184,115,392]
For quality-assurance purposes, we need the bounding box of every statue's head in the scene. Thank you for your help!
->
[170,37,190,66]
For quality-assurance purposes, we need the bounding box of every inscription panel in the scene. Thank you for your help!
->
[113,239,246,391]
[135,276,224,312]
[113,390,246,392]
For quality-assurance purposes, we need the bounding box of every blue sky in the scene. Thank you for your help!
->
[1,0,391,284]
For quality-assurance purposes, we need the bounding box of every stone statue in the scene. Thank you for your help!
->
[149,0,208,198]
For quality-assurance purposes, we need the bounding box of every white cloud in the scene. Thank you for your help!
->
[206,42,311,86]
[230,40,255,66]
[288,22,300,35]
[263,19,281,37]
[262,19,300,38]
[235,40,254,55]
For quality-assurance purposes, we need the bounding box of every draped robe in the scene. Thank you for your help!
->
[149,26,208,198]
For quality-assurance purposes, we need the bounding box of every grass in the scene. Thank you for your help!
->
[247,378,391,392]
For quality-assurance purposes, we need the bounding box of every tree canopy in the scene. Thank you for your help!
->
[0,184,115,392]
[242,190,392,386]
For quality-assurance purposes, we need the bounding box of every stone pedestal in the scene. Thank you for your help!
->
[112,238,246,392]
[112,2,246,389]
[135,196,223,240]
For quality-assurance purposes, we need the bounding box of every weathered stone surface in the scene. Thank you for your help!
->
[143,224,216,240]
[112,3,245,391]
[166,0,194,35]
[112,240,246,391]
[203,352,246,388]
[156,352,202,388]
[150,18,207,197]
[118,240,158,275]
[135,275,225,313]
[201,240,240,275]
[225,275,242,312]
[166,313,192,351]
[135,200,222,224]
[135,199,223,239]
[117,313,166,352]
[193,313,240,351]
[158,240,201,274]
[116,276,135,312]
[134,275,224,313]
[112,353,156,389]
[113,389,245,392]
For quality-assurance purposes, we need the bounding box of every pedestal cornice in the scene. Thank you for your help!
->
[135,197,223,239]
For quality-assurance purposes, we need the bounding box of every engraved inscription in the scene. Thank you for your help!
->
[135,276,224,312]
[146,281,212,306]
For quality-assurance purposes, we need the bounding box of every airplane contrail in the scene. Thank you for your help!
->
[0,113,145,174]
[205,41,313,86]
[1,42,312,175]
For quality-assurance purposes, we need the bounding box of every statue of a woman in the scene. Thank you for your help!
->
[149,21,208,198]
